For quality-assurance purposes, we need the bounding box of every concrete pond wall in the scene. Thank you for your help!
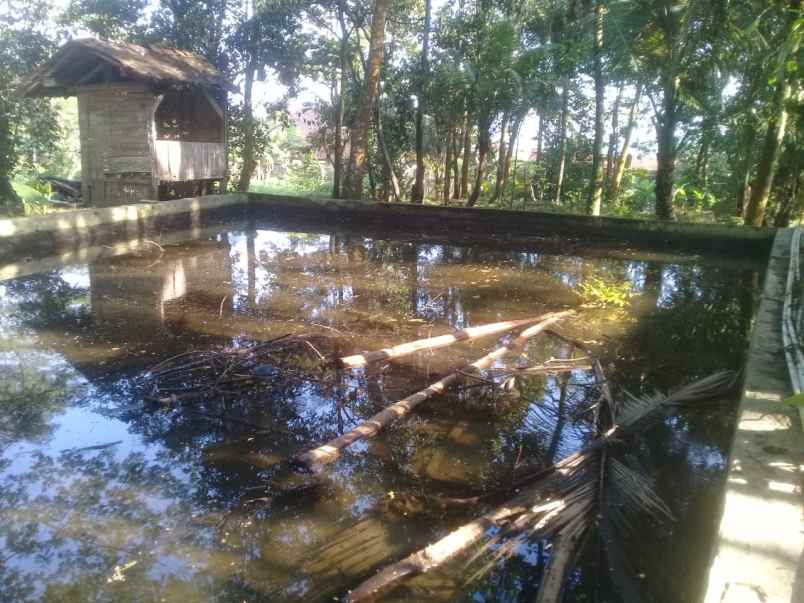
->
[0,192,798,601]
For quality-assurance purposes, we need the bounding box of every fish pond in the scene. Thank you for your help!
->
[0,215,762,602]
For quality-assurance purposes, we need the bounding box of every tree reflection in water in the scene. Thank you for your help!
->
[0,228,760,602]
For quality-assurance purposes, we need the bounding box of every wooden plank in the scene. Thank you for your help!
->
[104,155,152,174]
[154,140,226,181]
[77,95,92,203]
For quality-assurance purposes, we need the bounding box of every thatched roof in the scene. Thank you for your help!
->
[20,38,235,97]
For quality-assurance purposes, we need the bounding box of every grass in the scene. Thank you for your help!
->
[249,180,331,198]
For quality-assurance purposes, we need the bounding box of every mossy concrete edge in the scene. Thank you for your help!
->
[0,193,774,262]
[250,193,775,255]
[703,228,803,603]
[0,193,248,260]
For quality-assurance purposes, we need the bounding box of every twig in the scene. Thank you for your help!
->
[303,339,326,361]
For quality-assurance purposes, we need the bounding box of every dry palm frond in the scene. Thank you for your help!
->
[616,370,737,431]
[139,334,333,404]
[347,370,737,602]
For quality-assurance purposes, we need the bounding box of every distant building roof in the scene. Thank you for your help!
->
[20,38,235,97]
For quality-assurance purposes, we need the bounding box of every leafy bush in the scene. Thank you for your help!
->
[12,181,49,215]
[288,151,325,192]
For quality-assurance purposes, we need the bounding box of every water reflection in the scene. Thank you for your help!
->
[0,225,759,602]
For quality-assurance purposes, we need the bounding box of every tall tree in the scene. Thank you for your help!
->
[327,1,351,198]
[411,0,431,204]
[233,0,306,192]
[630,0,724,218]
[0,0,59,215]
[744,0,802,226]
[604,84,623,189]
[553,84,569,205]
[586,0,605,216]
[343,0,389,199]
[608,84,641,201]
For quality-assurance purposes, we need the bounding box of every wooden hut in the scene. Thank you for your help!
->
[20,38,234,207]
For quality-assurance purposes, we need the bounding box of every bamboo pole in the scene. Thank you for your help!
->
[297,311,574,469]
[347,498,566,603]
[345,454,587,603]
[339,315,564,369]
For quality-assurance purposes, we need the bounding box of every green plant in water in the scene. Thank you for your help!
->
[579,277,632,308]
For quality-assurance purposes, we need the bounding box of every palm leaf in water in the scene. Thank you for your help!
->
[464,372,735,599]
[616,370,737,431]
[346,371,739,603]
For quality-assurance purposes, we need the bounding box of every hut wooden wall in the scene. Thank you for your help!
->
[77,83,158,207]
[154,141,226,181]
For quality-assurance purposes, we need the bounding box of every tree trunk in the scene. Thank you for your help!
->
[467,115,491,207]
[451,127,460,198]
[443,127,453,204]
[237,57,257,192]
[587,0,605,216]
[333,3,349,198]
[246,229,257,311]
[744,17,801,226]
[553,85,569,205]
[654,74,678,220]
[497,111,525,204]
[411,0,431,203]
[0,102,21,215]
[774,169,803,228]
[376,100,401,201]
[0,174,21,215]
[605,84,623,189]
[492,111,510,201]
[536,112,543,164]
[655,124,676,219]
[694,128,711,188]
[380,157,391,201]
[608,84,641,201]
[734,124,754,217]
[461,113,471,197]
[343,0,389,200]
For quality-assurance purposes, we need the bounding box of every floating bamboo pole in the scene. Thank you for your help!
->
[339,315,563,369]
[296,310,574,470]
[345,458,584,603]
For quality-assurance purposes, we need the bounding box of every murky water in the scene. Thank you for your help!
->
[0,218,761,602]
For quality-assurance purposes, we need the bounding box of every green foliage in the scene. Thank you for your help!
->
[62,0,148,40]
[0,0,60,215]
[288,151,325,192]
[0,0,797,224]
[11,181,49,215]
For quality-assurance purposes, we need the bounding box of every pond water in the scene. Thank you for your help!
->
[0,217,762,602]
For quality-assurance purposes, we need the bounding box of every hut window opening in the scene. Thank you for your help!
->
[155,89,223,142]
